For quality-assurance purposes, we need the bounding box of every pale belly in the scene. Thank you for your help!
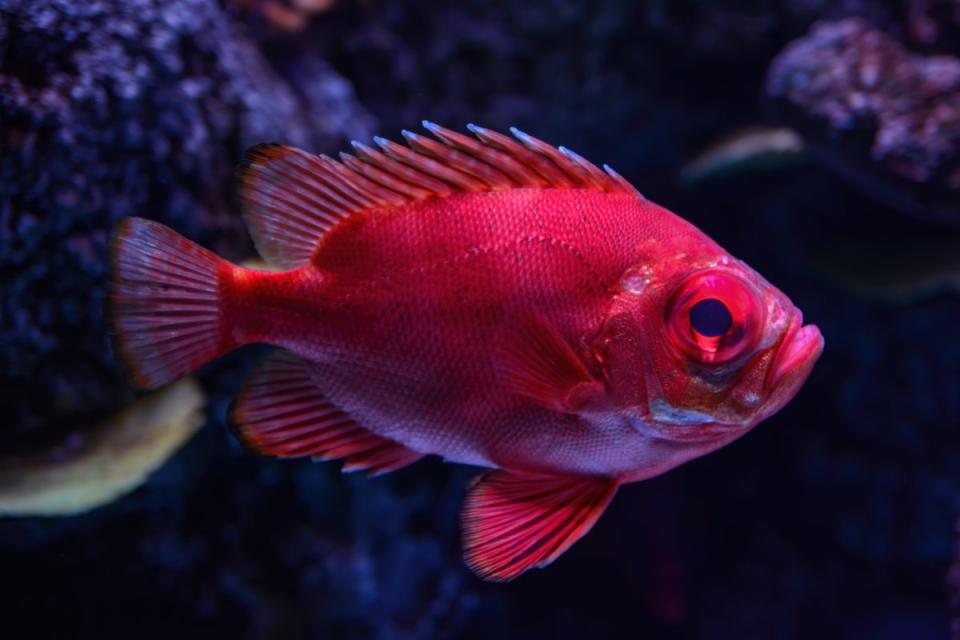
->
[297,350,741,480]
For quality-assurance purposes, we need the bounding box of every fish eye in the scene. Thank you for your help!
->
[665,271,764,365]
[689,298,732,338]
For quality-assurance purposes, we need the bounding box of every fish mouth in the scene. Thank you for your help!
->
[766,315,824,392]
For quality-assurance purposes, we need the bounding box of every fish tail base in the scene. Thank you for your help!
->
[110,217,230,389]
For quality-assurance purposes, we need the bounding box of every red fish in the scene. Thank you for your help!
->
[110,123,823,581]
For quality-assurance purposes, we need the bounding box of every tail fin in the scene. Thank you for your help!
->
[110,217,230,389]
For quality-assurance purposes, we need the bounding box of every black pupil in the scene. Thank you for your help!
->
[689,298,733,337]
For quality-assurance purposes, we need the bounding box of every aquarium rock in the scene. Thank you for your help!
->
[0,378,205,516]
[766,18,960,223]
[0,0,372,442]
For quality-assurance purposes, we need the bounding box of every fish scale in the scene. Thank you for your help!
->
[109,123,822,581]
[312,196,620,460]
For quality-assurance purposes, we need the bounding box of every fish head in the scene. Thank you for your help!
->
[597,243,823,443]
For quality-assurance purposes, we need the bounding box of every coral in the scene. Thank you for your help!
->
[0,0,372,442]
[0,441,475,638]
[766,18,960,222]
[0,378,204,516]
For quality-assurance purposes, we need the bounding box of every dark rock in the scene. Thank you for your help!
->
[906,0,960,51]
[0,0,372,443]
[950,517,960,639]
[309,0,806,171]
[0,430,476,638]
[766,18,960,223]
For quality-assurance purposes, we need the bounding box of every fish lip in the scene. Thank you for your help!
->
[765,314,824,392]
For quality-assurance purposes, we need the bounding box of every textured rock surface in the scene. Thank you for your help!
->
[0,0,372,443]
[0,428,476,638]
[767,18,960,222]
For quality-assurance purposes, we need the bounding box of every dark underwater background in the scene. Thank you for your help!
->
[2,1,960,638]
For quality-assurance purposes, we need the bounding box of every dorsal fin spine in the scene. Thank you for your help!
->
[375,136,484,191]
[603,164,642,198]
[259,152,351,218]
[353,141,454,196]
[434,123,545,188]
[320,156,394,207]
[301,155,361,208]
[314,155,379,209]
[470,125,574,187]
[403,129,515,190]
[558,146,609,190]
[247,188,329,234]
[275,183,338,223]
[328,155,402,207]
[339,152,423,200]
[286,154,359,213]
[511,128,591,188]
[339,151,432,200]
[323,154,407,210]
[261,188,336,229]
[239,125,638,268]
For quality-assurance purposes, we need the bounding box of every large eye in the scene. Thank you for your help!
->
[665,271,764,364]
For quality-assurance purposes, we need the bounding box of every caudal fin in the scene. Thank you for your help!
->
[110,217,229,389]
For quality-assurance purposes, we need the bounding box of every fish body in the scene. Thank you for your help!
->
[229,188,729,479]
[111,124,823,580]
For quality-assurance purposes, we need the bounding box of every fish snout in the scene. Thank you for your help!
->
[765,318,824,393]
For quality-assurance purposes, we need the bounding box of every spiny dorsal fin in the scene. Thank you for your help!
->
[238,124,642,268]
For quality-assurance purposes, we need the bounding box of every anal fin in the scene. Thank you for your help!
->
[461,470,617,582]
[230,351,423,476]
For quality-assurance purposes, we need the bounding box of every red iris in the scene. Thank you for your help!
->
[665,271,763,364]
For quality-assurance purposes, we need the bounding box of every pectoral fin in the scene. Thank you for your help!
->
[461,470,617,581]
[492,312,605,413]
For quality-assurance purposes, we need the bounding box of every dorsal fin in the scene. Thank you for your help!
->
[237,124,642,268]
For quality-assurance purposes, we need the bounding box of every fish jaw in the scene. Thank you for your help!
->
[760,317,824,419]
[767,321,824,391]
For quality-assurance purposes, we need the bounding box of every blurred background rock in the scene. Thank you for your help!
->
[0,0,372,445]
